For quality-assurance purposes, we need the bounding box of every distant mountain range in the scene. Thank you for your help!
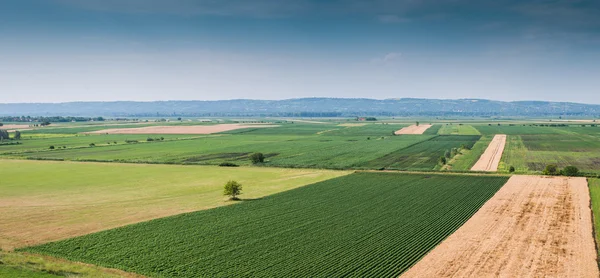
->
[1,98,599,117]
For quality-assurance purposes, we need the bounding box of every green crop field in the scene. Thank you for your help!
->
[422,124,442,135]
[497,134,600,174]
[360,135,480,170]
[589,179,600,256]
[23,173,508,277]
[3,133,435,170]
[474,124,600,135]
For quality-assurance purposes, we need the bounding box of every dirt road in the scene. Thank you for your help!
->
[471,134,506,171]
[401,175,599,278]
[394,124,433,135]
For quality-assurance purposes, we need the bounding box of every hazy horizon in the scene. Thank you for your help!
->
[2,96,600,106]
[2,1,599,103]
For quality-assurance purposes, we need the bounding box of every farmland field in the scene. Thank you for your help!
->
[23,173,509,277]
[359,135,480,170]
[403,175,598,277]
[589,178,600,255]
[437,124,481,135]
[444,136,492,171]
[0,160,347,250]
[498,133,600,173]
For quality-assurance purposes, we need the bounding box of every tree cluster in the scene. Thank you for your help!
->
[543,164,579,176]
[0,116,105,123]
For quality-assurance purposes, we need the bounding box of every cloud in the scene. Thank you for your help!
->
[371,52,402,64]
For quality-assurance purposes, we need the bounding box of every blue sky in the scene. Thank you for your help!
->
[1,0,599,103]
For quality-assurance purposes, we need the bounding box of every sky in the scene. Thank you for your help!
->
[1,0,599,103]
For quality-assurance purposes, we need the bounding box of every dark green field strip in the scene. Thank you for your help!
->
[520,134,600,152]
[422,124,442,135]
[23,173,508,278]
[0,134,194,154]
[359,135,481,170]
[474,125,600,135]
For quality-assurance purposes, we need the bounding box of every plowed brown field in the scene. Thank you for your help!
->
[394,124,432,135]
[86,124,277,134]
[471,134,506,171]
[402,175,598,278]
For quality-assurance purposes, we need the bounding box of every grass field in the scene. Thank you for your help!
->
[0,160,348,250]
[0,251,138,278]
[444,135,492,171]
[589,178,600,256]
[437,124,481,135]
[23,173,509,277]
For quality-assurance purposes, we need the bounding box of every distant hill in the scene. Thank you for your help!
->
[1,98,599,117]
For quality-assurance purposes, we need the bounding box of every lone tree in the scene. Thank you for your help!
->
[439,156,447,165]
[250,152,265,164]
[543,164,559,175]
[444,150,451,159]
[224,180,242,200]
[14,131,21,140]
[562,166,579,177]
[416,121,419,126]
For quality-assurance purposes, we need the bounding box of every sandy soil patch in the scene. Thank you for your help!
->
[1,124,32,131]
[471,134,506,171]
[86,124,277,134]
[402,175,599,278]
[394,124,432,135]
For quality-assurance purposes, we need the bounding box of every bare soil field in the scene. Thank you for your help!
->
[394,124,433,135]
[1,124,32,131]
[402,175,599,278]
[471,134,506,171]
[86,124,277,134]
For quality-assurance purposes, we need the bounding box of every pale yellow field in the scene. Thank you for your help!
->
[0,160,349,250]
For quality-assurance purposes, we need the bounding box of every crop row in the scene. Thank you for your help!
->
[24,173,508,277]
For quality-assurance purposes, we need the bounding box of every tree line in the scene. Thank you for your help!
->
[0,116,105,123]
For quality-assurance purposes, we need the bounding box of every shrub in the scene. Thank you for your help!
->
[89,143,96,147]
[509,166,515,173]
[562,166,579,177]
[147,138,155,142]
[219,162,239,167]
[250,152,265,164]
[49,145,55,150]
[223,180,242,200]
[543,164,559,175]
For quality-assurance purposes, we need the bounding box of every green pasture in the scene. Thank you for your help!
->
[437,124,481,135]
